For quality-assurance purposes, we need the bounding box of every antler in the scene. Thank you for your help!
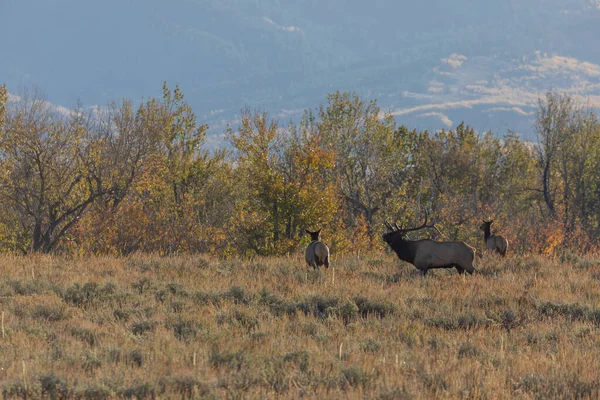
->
[431,224,444,238]
[385,213,441,237]
[402,211,437,233]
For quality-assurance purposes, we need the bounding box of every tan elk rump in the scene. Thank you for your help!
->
[480,219,508,256]
[382,216,476,277]
[305,229,330,269]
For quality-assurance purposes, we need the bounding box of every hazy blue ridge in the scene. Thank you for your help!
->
[2,0,600,145]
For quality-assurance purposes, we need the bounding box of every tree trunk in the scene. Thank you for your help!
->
[273,201,280,244]
[32,221,43,252]
[542,160,555,217]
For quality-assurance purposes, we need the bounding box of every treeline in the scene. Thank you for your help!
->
[0,84,599,256]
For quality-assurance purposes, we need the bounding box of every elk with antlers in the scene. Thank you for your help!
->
[382,214,476,276]
[480,219,508,256]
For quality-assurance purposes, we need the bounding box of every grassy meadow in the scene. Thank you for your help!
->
[1,251,600,399]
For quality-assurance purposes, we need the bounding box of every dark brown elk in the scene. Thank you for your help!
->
[305,228,330,269]
[479,219,508,256]
[382,215,476,277]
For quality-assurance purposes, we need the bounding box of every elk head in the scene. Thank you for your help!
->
[480,219,493,232]
[305,228,322,242]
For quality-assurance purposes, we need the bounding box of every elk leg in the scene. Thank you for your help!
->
[324,256,330,269]
[455,265,465,275]
[419,269,428,277]
[466,263,475,275]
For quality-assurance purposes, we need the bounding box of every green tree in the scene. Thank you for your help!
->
[407,123,483,239]
[535,90,600,236]
[317,92,407,240]
[226,110,283,254]
[535,90,575,218]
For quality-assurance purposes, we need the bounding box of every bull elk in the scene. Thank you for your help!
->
[480,219,508,256]
[382,215,476,277]
[305,228,330,270]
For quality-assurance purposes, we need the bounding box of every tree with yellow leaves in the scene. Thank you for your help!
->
[227,109,339,255]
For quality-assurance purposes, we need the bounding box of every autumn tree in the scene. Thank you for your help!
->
[227,109,339,255]
[0,90,152,253]
[76,83,234,255]
[278,114,338,242]
[2,84,598,256]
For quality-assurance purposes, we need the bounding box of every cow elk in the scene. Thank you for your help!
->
[480,219,508,256]
[305,228,330,270]
[382,215,476,277]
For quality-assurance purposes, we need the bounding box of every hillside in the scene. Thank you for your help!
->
[2,0,600,140]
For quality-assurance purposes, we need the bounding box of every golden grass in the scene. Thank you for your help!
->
[1,251,600,398]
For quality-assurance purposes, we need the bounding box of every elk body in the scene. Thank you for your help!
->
[480,219,508,256]
[305,229,330,270]
[382,217,476,277]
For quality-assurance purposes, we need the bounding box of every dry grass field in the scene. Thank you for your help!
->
[1,251,600,399]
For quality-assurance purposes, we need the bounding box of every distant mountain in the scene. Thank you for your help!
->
[2,0,600,145]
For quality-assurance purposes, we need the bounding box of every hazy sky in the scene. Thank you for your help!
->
[2,0,600,142]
